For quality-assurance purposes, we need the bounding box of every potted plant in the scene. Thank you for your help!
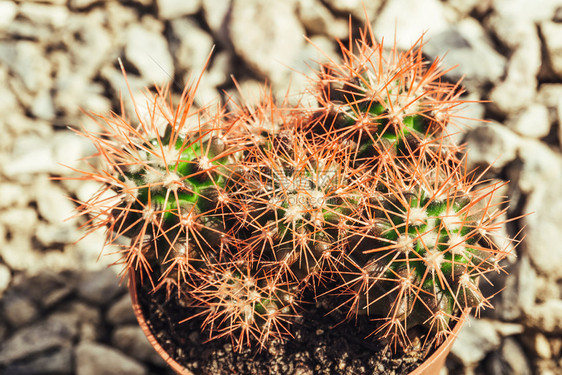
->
[71,22,514,374]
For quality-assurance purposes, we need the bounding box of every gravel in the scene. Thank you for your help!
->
[1,1,561,374]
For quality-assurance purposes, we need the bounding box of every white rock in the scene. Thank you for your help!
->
[525,299,562,333]
[451,317,502,365]
[0,1,17,29]
[493,254,536,321]
[34,179,77,225]
[62,12,113,81]
[465,122,520,169]
[0,208,38,237]
[0,67,19,115]
[2,135,55,178]
[507,104,551,138]
[542,21,562,79]
[0,183,28,209]
[373,0,451,50]
[157,0,200,20]
[517,138,562,194]
[534,333,552,359]
[229,0,305,85]
[487,13,536,51]
[490,68,537,116]
[201,0,230,43]
[125,24,174,86]
[0,264,10,297]
[19,3,69,28]
[31,88,56,120]
[537,83,562,108]
[297,0,348,38]
[36,222,78,247]
[424,19,506,91]
[51,131,95,176]
[487,14,540,115]
[169,18,214,73]
[523,178,562,278]
[492,0,560,23]
[0,42,51,93]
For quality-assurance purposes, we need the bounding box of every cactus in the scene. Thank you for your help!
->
[72,24,514,356]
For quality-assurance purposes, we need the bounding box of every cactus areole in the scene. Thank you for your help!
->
[71,23,515,375]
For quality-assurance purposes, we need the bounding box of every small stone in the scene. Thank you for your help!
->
[51,130,95,175]
[0,1,17,29]
[535,333,552,359]
[519,143,562,277]
[424,19,506,92]
[373,0,450,50]
[156,0,201,20]
[0,183,28,209]
[537,83,562,108]
[3,347,73,375]
[1,135,55,178]
[487,12,536,51]
[323,0,385,22]
[492,0,560,22]
[542,21,562,79]
[464,122,520,170]
[525,299,562,333]
[485,337,532,375]
[111,325,167,366]
[0,42,51,93]
[451,317,502,365]
[0,315,77,365]
[229,0,305,85]
[55,301,103,342]
[106,293,137,325]
[201,0,230,44]
[516,138,562,193]
[0,264,10,297]
[297,0,348,38]
[19,3,69,28]
[30,88,56,120]
[125,24,174,86]
[0,208,39,237]
[169,18,214,74]
[77,268,125,306]
[493,255,536,321]
[1,293,39,328]
[34,178,76,225]
[491,321,525,337]
[75,342,148,375]
[488,18,540,114]
[507,104,551,138]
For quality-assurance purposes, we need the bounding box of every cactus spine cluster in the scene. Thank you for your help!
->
[73,27,512,353]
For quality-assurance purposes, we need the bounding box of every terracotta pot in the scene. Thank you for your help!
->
[129,270,469,375]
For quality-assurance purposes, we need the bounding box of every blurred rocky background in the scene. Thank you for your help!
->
[1,0,561,374]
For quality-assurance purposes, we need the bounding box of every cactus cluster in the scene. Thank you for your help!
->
[73,27,513,353]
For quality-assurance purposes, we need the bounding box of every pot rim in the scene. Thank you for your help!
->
[128,269,470,375]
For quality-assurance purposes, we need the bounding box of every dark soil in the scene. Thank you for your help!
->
[136,276,435,375]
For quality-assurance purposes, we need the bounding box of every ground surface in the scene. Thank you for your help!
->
[1,0,562,374]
